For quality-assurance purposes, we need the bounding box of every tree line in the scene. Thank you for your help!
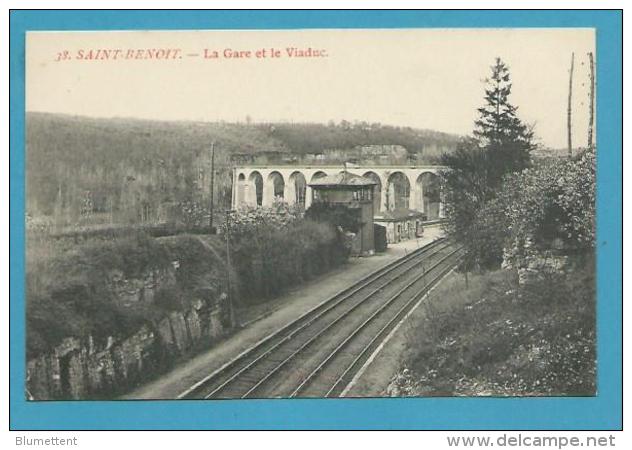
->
[26,112,460,230]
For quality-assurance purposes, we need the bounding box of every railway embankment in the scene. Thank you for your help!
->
[26,234,235,400]
[360,262,596,397]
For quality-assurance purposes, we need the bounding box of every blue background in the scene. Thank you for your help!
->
[9,10,622,430]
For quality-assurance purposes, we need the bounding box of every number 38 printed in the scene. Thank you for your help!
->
[54,50,71,61]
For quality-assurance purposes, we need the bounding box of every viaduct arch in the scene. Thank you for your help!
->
[231,165,446,218]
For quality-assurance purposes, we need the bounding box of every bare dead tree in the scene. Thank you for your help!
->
[587,51,595,151]
[567,52,575,157]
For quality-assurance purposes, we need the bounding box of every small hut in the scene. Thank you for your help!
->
[309,171,376,256]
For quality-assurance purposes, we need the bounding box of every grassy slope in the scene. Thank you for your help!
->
[388,265,596,397]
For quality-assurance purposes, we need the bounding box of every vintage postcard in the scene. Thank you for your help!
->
[10,10,622,431]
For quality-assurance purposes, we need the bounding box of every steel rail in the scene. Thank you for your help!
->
[290,247,463,398]
[330,257,460,397]
[335,259,460,398]
[326,250,462,397]
[242,246,459,398]
[179,237,447,399]
[205,240,454,399]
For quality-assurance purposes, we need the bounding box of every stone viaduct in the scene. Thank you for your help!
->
[231,165,446,218]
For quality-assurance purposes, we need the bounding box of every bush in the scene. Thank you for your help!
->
[444,147,595,272]
[222,201,302,237]
[402,259,596,396]
[229,216,348,305]
[461,198,507,270]
[498,148,595,270]
[27,233,171,350]
[25,233,229,358]
[159,235,228,297]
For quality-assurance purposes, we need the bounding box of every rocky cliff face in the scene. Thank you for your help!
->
[26,285,232,400]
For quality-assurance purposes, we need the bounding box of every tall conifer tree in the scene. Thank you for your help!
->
[441,57,535,270]
[472,58,534,188]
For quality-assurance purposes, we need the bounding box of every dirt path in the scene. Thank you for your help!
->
[124,227,443,399]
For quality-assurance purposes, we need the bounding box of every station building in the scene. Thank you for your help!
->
[373,208,426,244]
[308,171,376,256]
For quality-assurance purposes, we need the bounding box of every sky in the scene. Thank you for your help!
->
[26,28,595,149]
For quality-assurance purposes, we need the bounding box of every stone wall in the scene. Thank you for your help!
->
[26,294,232,400]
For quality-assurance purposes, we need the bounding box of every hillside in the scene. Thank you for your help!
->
[25,112,460,227]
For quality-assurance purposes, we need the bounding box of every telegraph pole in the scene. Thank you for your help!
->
[567,52,575,158]
[225,209,235,327]
[209,141,216,233]
[587,51,595,151]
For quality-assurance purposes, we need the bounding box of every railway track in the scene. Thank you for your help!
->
[179,238,462,399]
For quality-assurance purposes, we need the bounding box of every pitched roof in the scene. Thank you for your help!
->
[308,171,377,187]
[374,208,426,221]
